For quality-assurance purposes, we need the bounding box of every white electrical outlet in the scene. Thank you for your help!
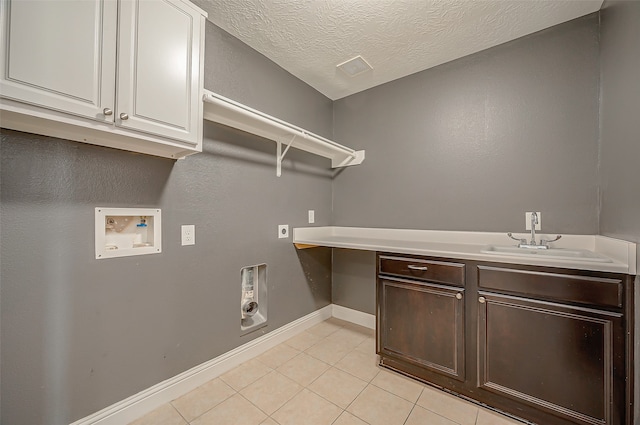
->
[278,224,289,239]
[181,224,195,246]
[308,210,315,224]
[525,212,541,231]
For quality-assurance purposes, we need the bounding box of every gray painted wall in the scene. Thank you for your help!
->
[599,1,640,257]
[598,1,640,421]
[333,14,600,233]
[332,250,377,315]
[0,23,334,425]
[331,14,602,312]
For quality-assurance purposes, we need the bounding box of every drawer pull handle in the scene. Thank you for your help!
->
[407,265,428,272]
[478,296,486,304]
[456,293,463,300]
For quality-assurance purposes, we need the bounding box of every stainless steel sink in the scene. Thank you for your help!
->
[480,245,613,263]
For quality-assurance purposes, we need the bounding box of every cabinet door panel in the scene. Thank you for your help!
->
[117,0,202,144]
[380,277,465,380]
[478,292,624,425]
[0,0,116,121]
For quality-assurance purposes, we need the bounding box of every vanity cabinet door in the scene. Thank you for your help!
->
[379,277,465,381]
[477,292,625,425]
[116,0,203,145]
[0,0,117,121]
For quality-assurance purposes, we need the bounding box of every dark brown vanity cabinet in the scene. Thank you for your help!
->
[477,266,629,425]
[376,253,634,425]
[377,255,466,381]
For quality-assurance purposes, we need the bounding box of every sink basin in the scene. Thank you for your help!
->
[480,245,613,263]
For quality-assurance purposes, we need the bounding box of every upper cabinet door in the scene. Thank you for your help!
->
[0,0,117,122]
[117,0,203,145]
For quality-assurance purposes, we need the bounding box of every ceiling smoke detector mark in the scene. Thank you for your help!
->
[337,55,373,77]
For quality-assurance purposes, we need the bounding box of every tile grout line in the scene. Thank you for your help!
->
[402,402,418,425]
[417,395,479,425]
[168,402,190,425]
[368,371,426,404]
[174,381,240,424]
[237,391,281,421]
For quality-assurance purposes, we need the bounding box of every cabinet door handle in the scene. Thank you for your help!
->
[456,293,463,300]
[478,296,486,304]
[407,265,428,271]
[120,113,129,120]
[103,108,113,116]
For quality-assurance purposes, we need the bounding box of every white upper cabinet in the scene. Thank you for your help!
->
[117,0,202,145]
[0,0,117,121]
[0,0,206,158]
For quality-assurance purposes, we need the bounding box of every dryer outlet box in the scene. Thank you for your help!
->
[278,224,289,239]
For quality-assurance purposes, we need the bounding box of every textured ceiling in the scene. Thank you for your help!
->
[192,0,603,100]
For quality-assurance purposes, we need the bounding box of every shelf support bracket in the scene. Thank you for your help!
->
[276,134,297,177]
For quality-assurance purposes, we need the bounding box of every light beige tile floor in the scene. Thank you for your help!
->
[129,318,524,425]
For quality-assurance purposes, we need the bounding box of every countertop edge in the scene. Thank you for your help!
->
[293,227,637,275]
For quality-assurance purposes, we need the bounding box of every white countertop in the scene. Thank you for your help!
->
[293,227,637,275]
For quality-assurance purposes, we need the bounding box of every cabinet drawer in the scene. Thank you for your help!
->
[478,266,623,309]
[379,255,465,286]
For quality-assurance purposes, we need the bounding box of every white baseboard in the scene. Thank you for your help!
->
[331,304,376,329]
[70,305,333,425]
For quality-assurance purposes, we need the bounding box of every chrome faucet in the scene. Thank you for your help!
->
[507,212,562,249]
[529,212,538,246]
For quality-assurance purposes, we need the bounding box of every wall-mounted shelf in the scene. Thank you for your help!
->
[202,90,364,176]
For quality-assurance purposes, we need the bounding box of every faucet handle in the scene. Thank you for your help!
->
[540,235,562,246]
[507,232,527,245]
